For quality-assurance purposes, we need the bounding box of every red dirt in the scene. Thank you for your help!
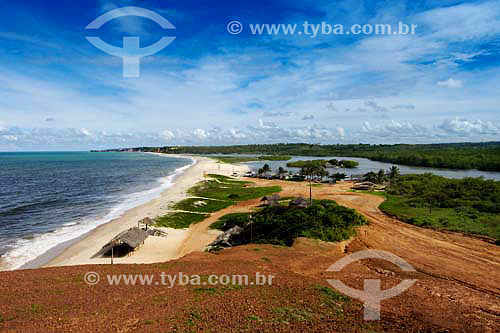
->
[0,179,498,332]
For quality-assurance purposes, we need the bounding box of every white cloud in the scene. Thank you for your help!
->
[160,130,175,140]
[438,118,499,136]
[437,78,464,89]
[364,101,388,113]
[362,120,428,138]
[79,128,92,137]
[1,135,18,141]
[192,129,209,139]
[337,127,345,138]
[302,115,314,120]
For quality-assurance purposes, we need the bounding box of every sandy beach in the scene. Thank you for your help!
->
[44,154,249,267]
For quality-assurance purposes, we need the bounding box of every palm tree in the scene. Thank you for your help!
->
[363,171,377,183]
[301,163,323,203]
[389,166,400,179]
[330,172,347,183]
[376,169,387,184]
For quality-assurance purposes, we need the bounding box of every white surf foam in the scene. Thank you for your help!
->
[0,157,196,270]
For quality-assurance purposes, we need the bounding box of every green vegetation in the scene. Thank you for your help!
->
[189,175,281,201]
[210,212,252,230]
[133,142,500,172]
[315,285,350,303]
[155,212,209,228]
[381,174,500,241]
[287,159,359,168]
[155,174,280,229]
[261,155,292,161]
[272,306,315,323]
[173,198,234,213]
[217,199,367,246]
[214,155,291,164]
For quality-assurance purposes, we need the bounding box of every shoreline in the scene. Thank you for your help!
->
[38,154,249,268]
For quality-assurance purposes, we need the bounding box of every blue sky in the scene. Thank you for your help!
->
[0,0,499,150]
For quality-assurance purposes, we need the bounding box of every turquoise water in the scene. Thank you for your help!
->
[0,152,192,270]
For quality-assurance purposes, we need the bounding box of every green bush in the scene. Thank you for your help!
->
[216,199,366,246]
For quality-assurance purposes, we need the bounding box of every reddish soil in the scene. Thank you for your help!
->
[0,179,498,332]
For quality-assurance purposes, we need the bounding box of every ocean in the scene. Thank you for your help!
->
[0,152,192,270]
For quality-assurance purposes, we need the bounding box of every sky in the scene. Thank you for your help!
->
[0,0,499,150]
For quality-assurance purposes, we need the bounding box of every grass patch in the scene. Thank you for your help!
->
[185,310,201,326]
[156,174,280,229]
[30,304,44,314]
[155,212,209,229]
[189,177,280,202]
[173,198,234,213]
[193,287,218,295]
[273,306,315,323]
[261,257,272,263]
[382,174,500,241]
[381,195,500,239]
[247,315,262,321]
[350,190,387,197]
[315,285,350,303]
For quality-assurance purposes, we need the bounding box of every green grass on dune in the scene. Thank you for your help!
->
[155,212,209,229]
[173,198,235,213]
[189,177,281,202]
[155,174,281,229]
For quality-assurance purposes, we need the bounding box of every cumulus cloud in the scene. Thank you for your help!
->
[192,128,209,139]
[302,115,314,120]
[337,127,345,138]
[362,120,428,138]
[160,130,175,140]
[438,118,499,136]
[364,101,388,113]
[437,78,464,88]
[79,128,92,137]
[258,119,278,128]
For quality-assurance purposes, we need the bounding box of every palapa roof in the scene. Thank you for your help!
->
[289,197,309,208]
[261,194,281,201]
[92,227,149,258]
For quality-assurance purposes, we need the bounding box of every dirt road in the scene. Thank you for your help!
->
[186,178,500,321]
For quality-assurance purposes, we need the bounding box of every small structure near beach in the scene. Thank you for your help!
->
[289,197,310,208]
[93,227,149,258]
[261,194,281,206]
[351,181,376,191]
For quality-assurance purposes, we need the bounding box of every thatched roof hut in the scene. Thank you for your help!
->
[289,197,309,208]
[93,227,149,258]
[261,194,281,206]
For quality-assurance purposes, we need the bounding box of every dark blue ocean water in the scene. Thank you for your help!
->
[0,152,192,269]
